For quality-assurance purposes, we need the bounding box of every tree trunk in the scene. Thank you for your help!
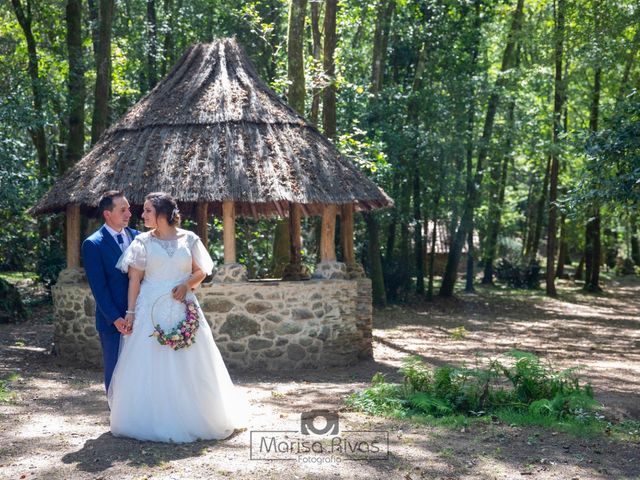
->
[65,0,85,172]
[87,0,99,60]
[528,154,551,263]
[322,0,337,139]
[427,191,441,300]
[631,214,640,266]
[556,214,567,277]
[91,0,114,144]
[287,0,307,115]
[274,0,308,276]
[365,213,386,307]
[574,253,585,280]
[546,0,565,295]
[384,173,399,267]
[397,178,412,299]
[161,0,174,76]
[546,0,565,297]
[482,59,517,284]
[11,0,48,176]
[310,1,322,126]
[146,0,158,89]
[584,0,602,292]
[365,0,395,305]
[371,0,395,93]
[414,168,424,294]
[439,0,481,297]
[440,0,525,297]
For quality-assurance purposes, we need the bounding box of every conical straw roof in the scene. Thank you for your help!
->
[32,38,393,217]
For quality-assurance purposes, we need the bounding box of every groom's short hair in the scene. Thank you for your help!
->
[98,190,125,217]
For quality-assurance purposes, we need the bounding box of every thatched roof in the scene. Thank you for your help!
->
[32,38,393,217]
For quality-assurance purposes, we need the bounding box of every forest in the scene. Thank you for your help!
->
[1,0,639,302]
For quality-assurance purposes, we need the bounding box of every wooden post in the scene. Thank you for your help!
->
[196,202,208,249]
[66,204,81,268]
[289,202,302,265]
[341,203,355,264]
[320,204,337,262]
[222,200,236,264]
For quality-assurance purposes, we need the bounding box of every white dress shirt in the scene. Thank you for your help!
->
[104,224,132,252]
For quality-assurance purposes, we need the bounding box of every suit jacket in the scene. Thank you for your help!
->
[82,225,140,333]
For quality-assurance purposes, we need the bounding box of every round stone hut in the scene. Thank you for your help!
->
[31,38,393,371]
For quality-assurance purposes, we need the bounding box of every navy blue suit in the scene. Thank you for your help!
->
[82,225,139,392]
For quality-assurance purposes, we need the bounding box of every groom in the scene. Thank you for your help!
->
[82,191,139,393]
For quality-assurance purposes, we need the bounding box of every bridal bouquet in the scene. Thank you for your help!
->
[150,299,200,350]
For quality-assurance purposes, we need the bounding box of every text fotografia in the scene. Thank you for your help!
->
[250,410,389,462]
[250,431,389,461]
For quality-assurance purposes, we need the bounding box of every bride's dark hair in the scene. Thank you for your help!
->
[145,192,181,226]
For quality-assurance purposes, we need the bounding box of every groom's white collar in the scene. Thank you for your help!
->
[103,224,133,242]
[103,224,124,236]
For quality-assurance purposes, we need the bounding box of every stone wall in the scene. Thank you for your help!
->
[51,268,373,370]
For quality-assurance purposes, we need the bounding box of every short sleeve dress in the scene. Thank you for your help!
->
[108,229,247,443]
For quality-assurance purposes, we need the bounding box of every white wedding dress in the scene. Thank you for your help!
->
[109,229,248,443]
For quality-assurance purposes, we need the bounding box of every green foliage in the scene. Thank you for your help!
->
[348,351,600,429]
[0,277,27,323]
[345,378,408,418]
[449,326,468,340]
[0,373,20,404]
[400,356,433,392]
[571,95,640,209]
[407,392,453,416]
[34,234,66,288]
[1,0,638,293]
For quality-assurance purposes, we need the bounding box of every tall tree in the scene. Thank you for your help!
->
[481,45,519,284]
[440,0,525,297]
[10,0,48,176]
[584,0,603,292]
[91,0,114,144]
[161,0,174,76]
[366,0,395,307]
[309,1,322,125]
[287,0,307,114]
[272,0,308,277]
[146,0,158,89]
[64,0,85,172]
[322,0,337,138]
[545,0,566,296]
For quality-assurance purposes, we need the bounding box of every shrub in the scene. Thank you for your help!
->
[348,351,597,422]
[614,257,636,276]
[495,258,540,289]
[0,278,26,323]
[35,235,66,288]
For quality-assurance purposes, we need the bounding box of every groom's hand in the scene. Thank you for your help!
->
[114,317,131,335]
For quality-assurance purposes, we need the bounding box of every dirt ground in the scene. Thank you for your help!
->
[1,276,639,480]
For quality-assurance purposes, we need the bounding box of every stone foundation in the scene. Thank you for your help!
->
[52,268,373,370]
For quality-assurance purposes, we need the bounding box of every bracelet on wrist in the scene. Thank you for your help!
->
[126,310,135,314]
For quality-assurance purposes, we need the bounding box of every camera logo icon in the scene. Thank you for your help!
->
[300,409,339,435]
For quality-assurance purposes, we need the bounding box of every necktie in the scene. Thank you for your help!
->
[116,233,124,251]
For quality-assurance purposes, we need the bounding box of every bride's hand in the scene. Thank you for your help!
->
[172,283,188,301]
[124,312,135,334]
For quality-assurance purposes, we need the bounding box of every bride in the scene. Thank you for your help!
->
[109,191,247,443]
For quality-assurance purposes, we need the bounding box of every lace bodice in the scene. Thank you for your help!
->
[116,229,214,283]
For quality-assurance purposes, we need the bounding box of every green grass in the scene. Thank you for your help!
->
[494,408,605,438]
[0,372,21,404]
